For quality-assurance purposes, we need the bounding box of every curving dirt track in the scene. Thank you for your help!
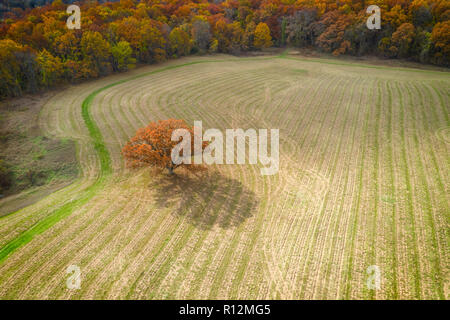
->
[0,54,448,299]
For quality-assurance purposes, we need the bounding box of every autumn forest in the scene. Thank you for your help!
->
[0,0,449,99]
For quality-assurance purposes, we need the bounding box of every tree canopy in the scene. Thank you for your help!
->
[122,119,207,175]
[1,0,449,98]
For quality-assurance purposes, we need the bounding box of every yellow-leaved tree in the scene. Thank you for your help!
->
[253,23,272,49]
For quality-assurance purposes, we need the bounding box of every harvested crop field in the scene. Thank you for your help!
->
[0,54,448,299]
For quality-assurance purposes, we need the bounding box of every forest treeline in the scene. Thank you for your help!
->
[0,0,449,98]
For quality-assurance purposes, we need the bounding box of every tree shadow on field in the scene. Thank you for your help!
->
[150,169,258,230]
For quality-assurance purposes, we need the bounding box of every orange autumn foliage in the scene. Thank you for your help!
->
[1,0,449,98]
[122,119,208,175]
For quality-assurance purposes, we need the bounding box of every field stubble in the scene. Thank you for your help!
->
[0,55,448,299]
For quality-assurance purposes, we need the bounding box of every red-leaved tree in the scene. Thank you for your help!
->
[122,119,207,175]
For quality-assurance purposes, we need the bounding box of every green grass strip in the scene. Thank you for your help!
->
[0,90,112,264]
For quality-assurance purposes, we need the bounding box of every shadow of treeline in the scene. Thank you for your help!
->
[151,169,258,230]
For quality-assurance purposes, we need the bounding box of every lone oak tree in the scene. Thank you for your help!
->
[122,119,207,175]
